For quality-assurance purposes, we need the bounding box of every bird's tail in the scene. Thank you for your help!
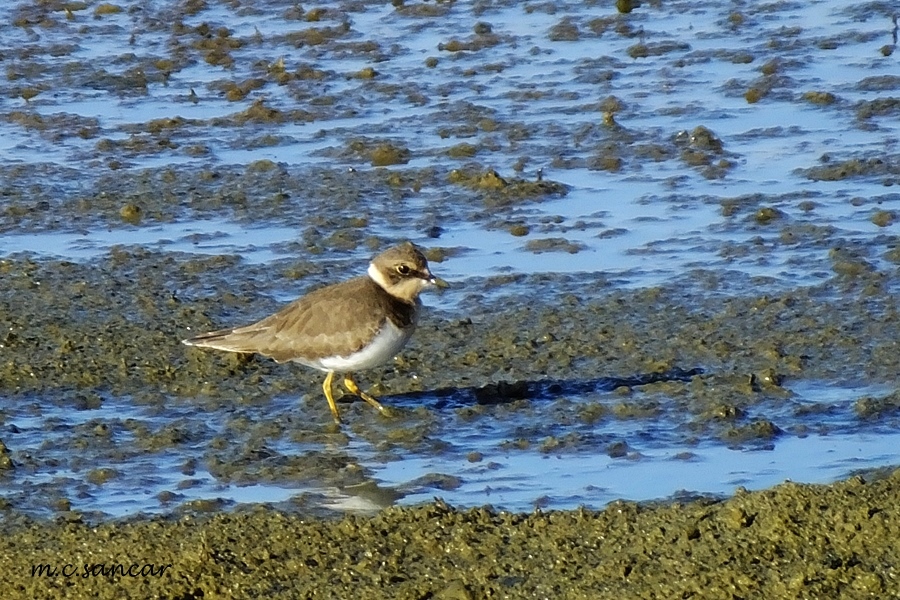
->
[182,328,260,354]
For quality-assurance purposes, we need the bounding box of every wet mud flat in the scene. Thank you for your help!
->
[0,245,898,495]
[0,0,899,596]
[0,240,899,599]
[1,159,900,514]
[2,471,900,599]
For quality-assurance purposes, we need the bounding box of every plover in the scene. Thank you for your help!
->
[183,242,438,423]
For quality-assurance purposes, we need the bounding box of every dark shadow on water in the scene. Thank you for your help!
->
[384,367,704,411]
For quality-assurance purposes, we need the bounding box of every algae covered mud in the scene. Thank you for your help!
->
[2,473,900,599]
[0,0,899,595]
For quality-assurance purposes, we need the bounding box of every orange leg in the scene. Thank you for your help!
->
[343,373,387,415]
[322,371,342,423]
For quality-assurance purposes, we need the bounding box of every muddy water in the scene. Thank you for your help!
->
[0,0,899,596]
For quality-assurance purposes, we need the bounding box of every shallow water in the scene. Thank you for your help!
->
[0,0,898,518]
[2,373,897,517]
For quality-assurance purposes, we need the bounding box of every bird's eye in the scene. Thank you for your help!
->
[396,264,411,275]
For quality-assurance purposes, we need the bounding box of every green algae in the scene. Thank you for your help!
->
[872,210,896,227]
[801,155,900,181]
[627,40,691,59]
[803,90,838,105]
[369,142,411,166]
[548,18,580,42]
[93,4,123,17]
[523,237,586,254]
[447,168,568,205]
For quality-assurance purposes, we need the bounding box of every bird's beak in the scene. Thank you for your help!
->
[426,270,449,289]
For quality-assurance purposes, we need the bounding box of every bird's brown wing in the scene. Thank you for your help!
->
[183,277,405,363]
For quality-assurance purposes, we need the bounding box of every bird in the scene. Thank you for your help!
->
[182,242,439,423]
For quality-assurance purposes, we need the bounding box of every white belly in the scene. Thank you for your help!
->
[304,321,414,372]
